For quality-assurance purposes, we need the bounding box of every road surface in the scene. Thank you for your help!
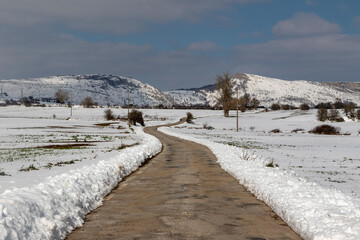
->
[67,123,301,240]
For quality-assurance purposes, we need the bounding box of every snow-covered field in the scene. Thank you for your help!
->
[0,106,217,239]
[1,106,359,239]
[160,109,360,240]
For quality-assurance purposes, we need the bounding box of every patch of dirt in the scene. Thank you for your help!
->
[36,143,94,149]
[95,122,117,127]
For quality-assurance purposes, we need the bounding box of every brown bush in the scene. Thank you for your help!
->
[104,109,115,121]
[309,124,340,135]
[300,104,310,111]
[129,109,145,126]
[203,123,214,130]
[317,108,328,122]
[328,109,344,122]
[186,112,194,123]
[291,128,305,133]
[81,96,95,108]
[271,103,281,111]
[269,129,281,133]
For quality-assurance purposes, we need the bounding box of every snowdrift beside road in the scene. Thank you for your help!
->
[160,126,360,240]
[0,128,161,240]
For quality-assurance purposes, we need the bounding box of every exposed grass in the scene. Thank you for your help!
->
[44,159,81,169]
[266,159,279,168]
[36,144,91,149]
[203,123,214,130]
[19,164,39,172]
[117,143,140,150]
[0,168,10,176]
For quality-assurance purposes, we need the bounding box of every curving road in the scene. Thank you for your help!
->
[66,123,301,240]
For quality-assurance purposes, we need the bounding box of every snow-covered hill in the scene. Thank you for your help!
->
[166,73,360,107]
[0,74,173,107]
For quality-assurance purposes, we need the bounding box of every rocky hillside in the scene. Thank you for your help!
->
[0,74,173,107]
[166,73,360,107]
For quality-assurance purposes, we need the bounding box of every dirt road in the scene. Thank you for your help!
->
[67,124,301,240]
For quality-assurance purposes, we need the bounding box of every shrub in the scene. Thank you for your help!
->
[249,97,260,110]
[55,89,69,104]
[81,96,95,108]
[269,129,281,133]
[309,124,340,135]
[186,112,194,123]
[203,123,214,130]
[344,103,356,120]
[317,108,328,122]
[291,128,305,133]
[333,99,344,109]
[21,97,32,107]
[128,109,144,126]
[328,109,344,122]
[266,159,279,168]
[271,103,281,111]
[281,104,295,110]
[104,109,115,121]
[300,103,310,111]
[328,109,338,118]
[19,164,39,172]
[316,102,332,109]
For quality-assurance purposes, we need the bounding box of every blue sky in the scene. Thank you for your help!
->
[0,0,360,90]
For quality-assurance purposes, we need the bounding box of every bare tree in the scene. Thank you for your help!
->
[249,97,260,110]
[55,89,69,104]
[239,94,250,112]
[216,72,233,117]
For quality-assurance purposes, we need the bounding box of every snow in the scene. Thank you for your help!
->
[166,73,360,107]
[0,106,162,239]
[1,106,360,239]
[0,74,173,106]
[159,109,360,240]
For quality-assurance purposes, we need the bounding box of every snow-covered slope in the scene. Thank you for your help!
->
[0,74,173,107]
[166,73,360,107]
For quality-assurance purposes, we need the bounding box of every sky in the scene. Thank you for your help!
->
[0,0,360,90]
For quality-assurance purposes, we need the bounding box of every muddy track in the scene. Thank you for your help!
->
[66,120,301,240]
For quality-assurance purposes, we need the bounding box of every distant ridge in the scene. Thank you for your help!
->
[166,73,360,107]
[1,73,359,108]
[0,74,173,107]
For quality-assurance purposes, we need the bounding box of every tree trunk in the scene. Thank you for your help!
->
[224,108,229,117]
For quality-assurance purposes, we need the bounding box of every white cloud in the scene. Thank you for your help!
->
[0,0,263,35]
[0,33,224,90]
[272,12,341,37]
[232,34,360,81]
[187,41,219,51]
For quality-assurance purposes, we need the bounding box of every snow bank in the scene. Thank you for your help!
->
[159,127,360,240]
[0,128,161,240]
